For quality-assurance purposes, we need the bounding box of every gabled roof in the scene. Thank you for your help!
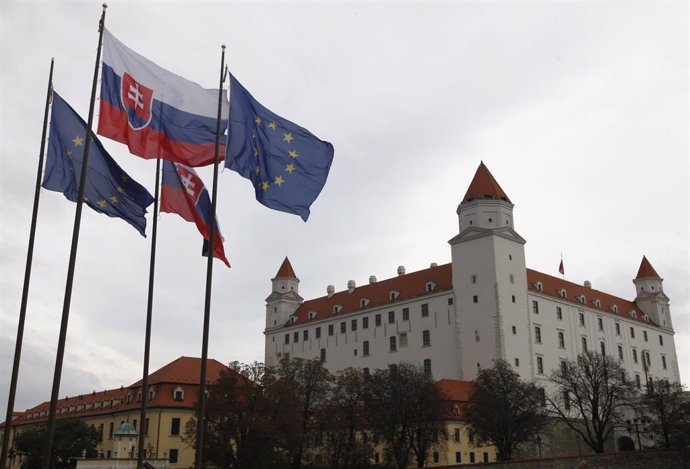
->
[636,256,660,279]
[275,257,297,279]
[526,269,653,325]
[437,379,474,401]
[462,161,511,204]
[131,356,227,386]
[289,263,453,326]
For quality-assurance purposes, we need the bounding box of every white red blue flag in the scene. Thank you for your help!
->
[161,161,230,267]
[98,29,227,167]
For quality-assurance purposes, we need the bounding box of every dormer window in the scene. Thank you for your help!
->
[577,294,586,304]
[452,405,460,416]
[558,288,567,299]
[148,387,156,400]
[644,314,650,323]
[612,304,618,314]
[630,311,637,319]
[389,291,399,301]
[308,311,318,320]
[360,298,370,308]
[289,316,297,324]
[333,305,342,315]
[593,299,601,309]
[535,282,543,292]
[426,282,436,292]
[173,386,184,401]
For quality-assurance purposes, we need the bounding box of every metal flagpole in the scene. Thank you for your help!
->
[42,5,107,468]
[0,57,54,469]
[137,157,161,469]
[194,44,226,469]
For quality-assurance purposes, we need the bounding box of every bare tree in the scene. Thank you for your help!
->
[263,357,333,469]
[548,352,638,453]
[463,360,548,461]
[366,364,448,468]
[643,379,690,448]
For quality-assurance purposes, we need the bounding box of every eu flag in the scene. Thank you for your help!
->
[42,91,154,236]
[225,74,334,221]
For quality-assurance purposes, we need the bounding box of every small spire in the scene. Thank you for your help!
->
[462,162,511,203]
[275,256,297,279]
[636,255,660,279]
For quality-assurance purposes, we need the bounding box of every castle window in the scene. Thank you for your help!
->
[662,355,667,369]
[475,330,480,342]
[537,356,544,374]
[579,313,585,326]
[448,297,454,305]
[424,359,432,376]
[618,345,624,360]
[594,299,601,309]
[559,289,567,299]
[536,282,543,292]
[389,291,399,301]
[509,254,512,261]
[389,336,397,352]
[294,331,299,343]
[426,282,436,292]
[643,330,648,342]
[351,319,358,331]
[340,322,346,333]
[360,299,369,308]
[598,318,603,331]
[557,307,563,320]
[630,310,637,319]
[615,323,621,335]
[454,427,461,441]
[512,326,517,335]
[303,330,309,341]
[633,348,638,363]
[635,374,641,389]
[362,317,369,329]
[512,295,516,303]
[171,417,181,436]
[630,327,635,339]
[309,311,317,320]
[320,348,326,362]
[388,311,395,323]
[421,303,429,317]
[316,327,321,339]
[532,300,539,314]
[403,308,410,321]
[612,304,618,314]
[363,341,370,356]
[515,358,520,367]
[577,294,586,304]
[581,337,588,351]
[375,314,381,326]
[558,331,565,348]
[328,324,334,336]
[600,341,606,355]
[509,274,514,284]
[534,326,542,343]
[471,274,477,284]
[473,295,479,303]
[659,335,663,346]
[333,305,342,315]
[399,332,408,347]
[173,387,184,402]
[422,330,431,346]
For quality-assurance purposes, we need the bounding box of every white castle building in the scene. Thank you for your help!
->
[263,162,681,390]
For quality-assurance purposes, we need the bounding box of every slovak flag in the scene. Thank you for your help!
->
[98,29,227,167]
[559,259,565,275]
[161,161,230,267]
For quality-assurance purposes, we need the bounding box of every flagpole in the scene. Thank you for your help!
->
[136,157,161,469]
[195,44,226,469]
[42,6,106,469]
[0,58,54,469]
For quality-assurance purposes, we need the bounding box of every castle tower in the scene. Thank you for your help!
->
[113,421,138,460]
[633,256,673,331]
[264,257,303,365]
[449,162,531,380]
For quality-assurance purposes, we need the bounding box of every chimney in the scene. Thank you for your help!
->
[369,275,377,284]
[327,285,335,298]
[397,265,406,276]
[347,280,356,294]
[430,262,438,268]
[584,280,592,289]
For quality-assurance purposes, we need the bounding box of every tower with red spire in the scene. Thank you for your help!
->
[449,162,530,380]
[634,256,673,331]
[265,257,303,365]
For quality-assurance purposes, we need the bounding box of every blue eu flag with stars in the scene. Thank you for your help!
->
[225,74,334,221]
[42,91,154,236]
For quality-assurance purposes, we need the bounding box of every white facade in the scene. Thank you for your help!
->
[263,163,681,389]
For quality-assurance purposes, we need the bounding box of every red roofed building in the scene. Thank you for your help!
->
[0,357,231,469]
[263,162,680,392]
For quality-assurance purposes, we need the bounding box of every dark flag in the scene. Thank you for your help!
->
[42,91,154,236]
[225,73,334,221]
[160,161,230,267]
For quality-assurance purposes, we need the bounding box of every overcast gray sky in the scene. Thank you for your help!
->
[1,1,688,412]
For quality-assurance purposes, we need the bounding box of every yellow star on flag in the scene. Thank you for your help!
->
[120,174,129,182]
[66,150,73,157]
[97,199,107,208]
[288,150,298,159]
[72,135,84,147]
[116,185,124,193]
[274,175,285,187]
[256,166,261,174]
[283,132,294,143]
[261,181,270,191]
[254,148,259,157]
[255,116,262,126]
[285,163,295,174]
[268,121,277,130]
[109,196,118,204]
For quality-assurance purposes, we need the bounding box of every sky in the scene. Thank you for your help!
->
[1,1,688,413]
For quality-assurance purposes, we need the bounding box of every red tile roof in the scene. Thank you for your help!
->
[291,263,453,326]
[437,379,475,401]
[526,269,654,325]
[275,257,297,279]
[462,162,511,204]
[636,256,660,279]
[6,357,231,428]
